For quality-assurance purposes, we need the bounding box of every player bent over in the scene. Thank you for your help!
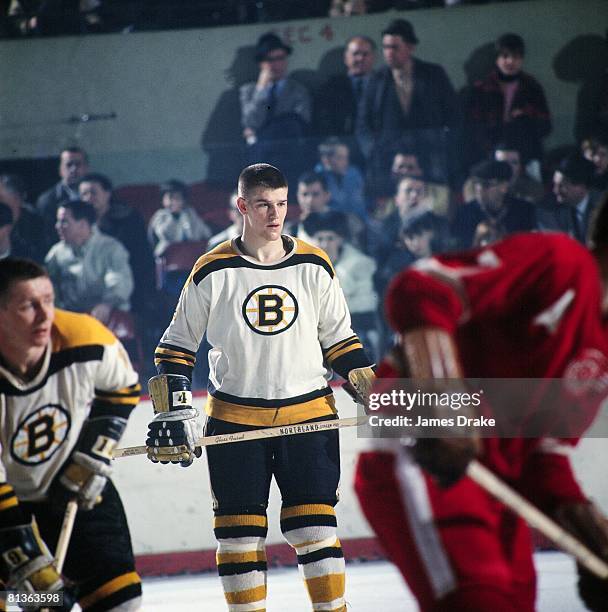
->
[0,259,142,611]
[355,222,608,611]
[145,164,374,611]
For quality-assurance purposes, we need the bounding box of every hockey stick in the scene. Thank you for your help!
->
[113,415,368,458]
[467,459,608,579]
[55,500,77,574]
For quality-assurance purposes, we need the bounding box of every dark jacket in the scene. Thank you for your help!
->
[465,69,551,165]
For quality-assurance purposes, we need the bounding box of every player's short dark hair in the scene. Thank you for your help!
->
[0,258,48,301]
[79,172,113,192]
[496,33,525,56]
[160,179,188,200]
[238,164,287,199]
[297,171,328,191]
[58,199,97,225]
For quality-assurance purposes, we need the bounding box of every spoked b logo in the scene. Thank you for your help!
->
[242,285,299,335]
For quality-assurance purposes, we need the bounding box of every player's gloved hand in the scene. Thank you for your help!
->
[50,415,125,512]
[0,518,77,611]
[412,436,480,488]
[344,366,376,414]
[146,374,201,467]
[554,501,608,611]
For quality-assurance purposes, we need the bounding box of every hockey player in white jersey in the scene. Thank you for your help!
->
[146,163,375,611]
[0,258,142,611]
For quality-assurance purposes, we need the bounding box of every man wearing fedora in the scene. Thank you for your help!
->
[240,32,312,181]
[356,19,460,199]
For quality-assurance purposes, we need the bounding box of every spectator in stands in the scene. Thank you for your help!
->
[314,34,376,160]
[304,209,379,359]
[45,200,133,324]
[36,146,89,243]
[78,172,155,317]
[389,148,450,216]
[590,135,608,192]
[0,203,13,259]
[0,174,47,262]
[357,18,460,197]
[290,171,332,240]
[452,159,537,248]
[314,137,367,220]
[369,174,447,263]
[147,179,211,256]
[240,32,312,183]
[462,142,545,204]
[536,152,600,245]
[207,191,244,250]
[464,33,551,178]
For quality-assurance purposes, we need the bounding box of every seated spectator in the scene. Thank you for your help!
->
[207,191,244,250]
[387,148,450,216]
[590,135,608,192]
[289,171,333,241]
[0,203,13,259]
[147,179,211,256]
[536,153,600,245]
[78,172,155,317]
[452,160,537,248]
[314,137,367,220]
[303,210,378,359]
[0,174,47,261]
[36,146,89,243]
[464,33,551,177]
[240,32,312,185]
[45,200,134,324]
[462,142,544,204]
[369,174,447,262]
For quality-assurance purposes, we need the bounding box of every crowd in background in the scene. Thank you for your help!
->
[1,12,607,384]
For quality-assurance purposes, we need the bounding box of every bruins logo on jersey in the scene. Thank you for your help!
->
[10,405,71,466]
[242,285,299,335]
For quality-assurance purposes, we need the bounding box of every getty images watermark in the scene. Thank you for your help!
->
[358,378,608,439]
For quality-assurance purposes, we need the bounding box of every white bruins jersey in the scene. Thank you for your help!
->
[156,237,364,426]
[0,310,139,501]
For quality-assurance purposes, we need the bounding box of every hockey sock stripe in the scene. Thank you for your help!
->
[224,584,267,605]
[281,514,337,532]
[297,544,344,566]
[218,561,268,576]
[303,573,346,610]
[280,504,336,519]
[217,550,267,565]
[78,571,141,610]
[215,526,268,539]
[214,514,268,528]
[292,535,338,556]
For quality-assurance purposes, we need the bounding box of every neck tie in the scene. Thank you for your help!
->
[267,82,277,119]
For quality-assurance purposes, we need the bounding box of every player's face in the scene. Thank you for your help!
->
[0,276,55,353]
[79,180,110,217]
[382,35,415,69]
[496,51,524,76]
[240,187,288,242]
[344,38,375,76]
[59,151,88,186]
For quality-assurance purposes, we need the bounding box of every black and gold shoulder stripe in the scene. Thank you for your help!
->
[91,383,141,419]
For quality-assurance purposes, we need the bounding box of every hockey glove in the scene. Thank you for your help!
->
[0,518,76,611]
[146,374,201,467]
[554,501,608,611]
[344,366,376,414]
[50,415,126,512]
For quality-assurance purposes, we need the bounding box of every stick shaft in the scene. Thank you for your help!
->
[55,500,78,574]
[467,459,608,579]
[114,415,367,459]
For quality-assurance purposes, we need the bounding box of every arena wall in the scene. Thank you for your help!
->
[1,0,606,187]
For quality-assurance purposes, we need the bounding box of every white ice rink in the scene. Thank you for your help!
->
[140,552,584,611]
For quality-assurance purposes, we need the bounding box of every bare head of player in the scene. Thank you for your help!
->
[0,258,54,376]
[237,164,288,251]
